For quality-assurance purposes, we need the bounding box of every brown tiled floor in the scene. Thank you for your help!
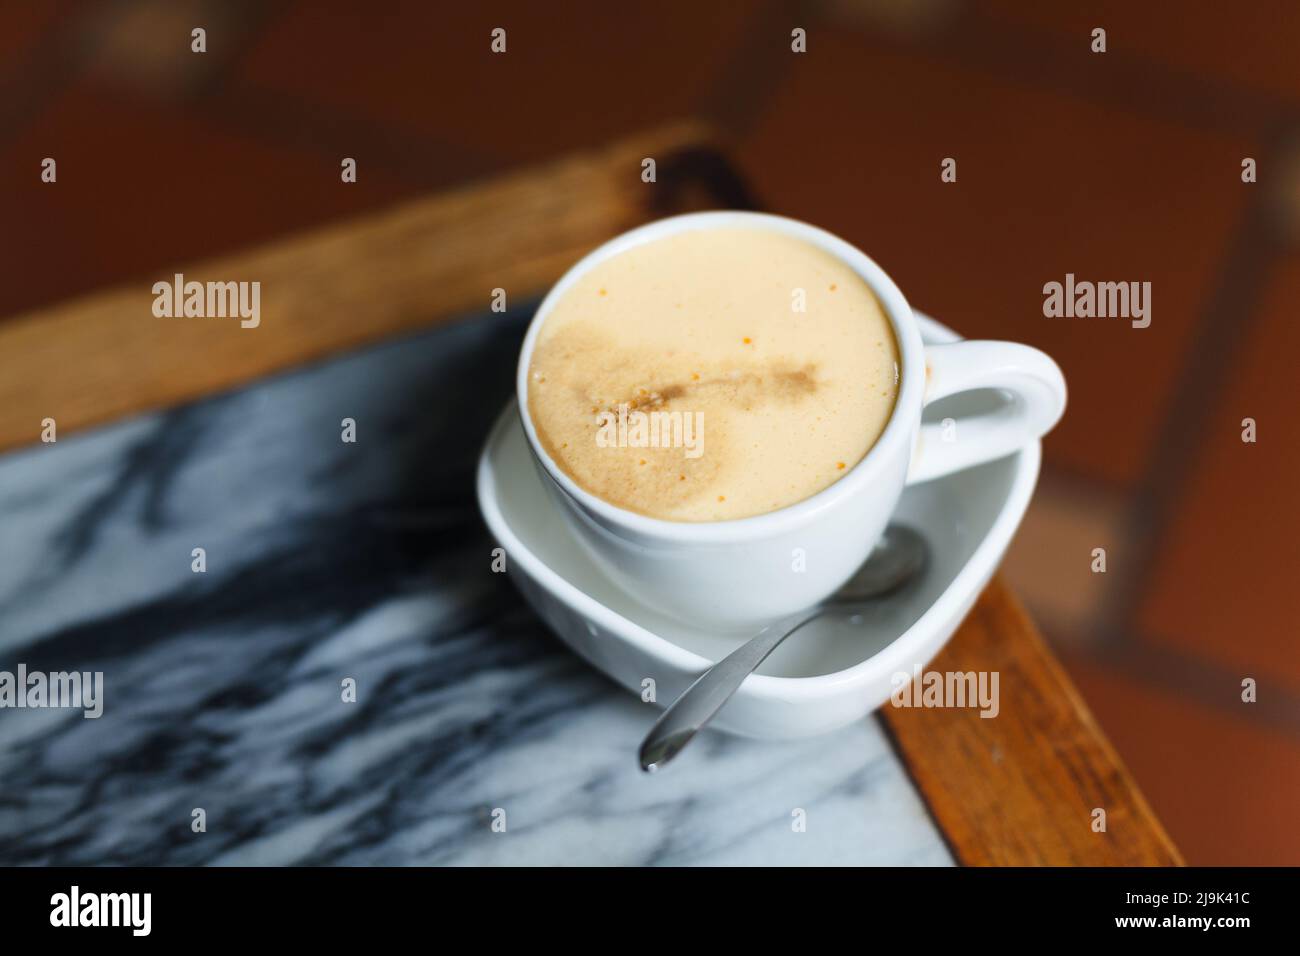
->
[0,85,419,318]
[3,0,1297,864]
[232,3,755,166]
[1139,256,1300,692]
[981,0,1300,108]
[0,1,72,76]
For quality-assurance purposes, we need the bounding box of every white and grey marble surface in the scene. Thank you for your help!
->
[0,309,952,866]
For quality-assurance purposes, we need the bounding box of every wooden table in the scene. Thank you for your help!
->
[0,122,1181,866]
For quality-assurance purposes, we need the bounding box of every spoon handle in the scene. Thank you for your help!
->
[638,609,821,772]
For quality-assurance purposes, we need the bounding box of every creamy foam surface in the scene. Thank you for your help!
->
[526,227,900,521]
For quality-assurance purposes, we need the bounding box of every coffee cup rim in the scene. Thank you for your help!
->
[515,210,926,543]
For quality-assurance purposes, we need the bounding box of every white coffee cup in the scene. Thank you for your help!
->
[516,212,1066,631]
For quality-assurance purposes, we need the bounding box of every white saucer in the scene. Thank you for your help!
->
[476,313,1040,739]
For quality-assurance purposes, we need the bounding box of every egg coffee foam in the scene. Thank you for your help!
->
[526,227,900,522]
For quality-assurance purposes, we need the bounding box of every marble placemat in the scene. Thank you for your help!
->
[0,309,952,866]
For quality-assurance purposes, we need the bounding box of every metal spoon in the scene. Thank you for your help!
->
[638,525,929,773]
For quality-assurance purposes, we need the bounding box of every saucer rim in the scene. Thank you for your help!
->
[477,312,1041,699]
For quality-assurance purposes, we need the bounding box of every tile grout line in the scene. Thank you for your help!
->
[698,0,818,137]
[1072,638,1300,741]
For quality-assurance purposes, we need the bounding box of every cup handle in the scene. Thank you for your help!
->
[906,340,1067,485]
